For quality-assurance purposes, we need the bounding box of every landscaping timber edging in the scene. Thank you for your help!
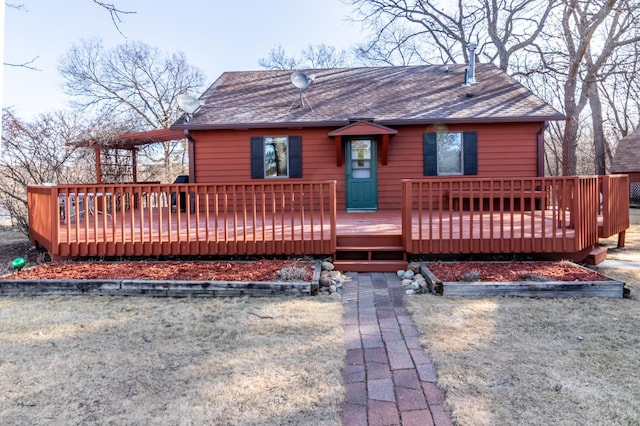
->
[419,262,626,298]
[0,261,321,298]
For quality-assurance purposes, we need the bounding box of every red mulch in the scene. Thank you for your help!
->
[3,259,608,283]
[3,260,313,282]
[426,261,611,282]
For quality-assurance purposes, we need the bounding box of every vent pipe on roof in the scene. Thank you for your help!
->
[467,42,477,84]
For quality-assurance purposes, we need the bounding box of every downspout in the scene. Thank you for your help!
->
[537,122,548,177]
[185,129,196,184]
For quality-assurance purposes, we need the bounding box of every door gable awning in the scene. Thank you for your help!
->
[328,121,398,166]
[328,121,398,137]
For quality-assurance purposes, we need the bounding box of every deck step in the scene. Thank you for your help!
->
[585,246,608,265]
[336,245,405,252]
[336,234,403,247]
[333,260,408,272]
[334,233,407,271]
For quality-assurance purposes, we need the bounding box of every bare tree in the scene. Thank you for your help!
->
[0,109,91,231]
[544,0,640,175]
[259,45,301,70]
[259,44,352,70]
[349,0,557,70]
[58,38,205,182]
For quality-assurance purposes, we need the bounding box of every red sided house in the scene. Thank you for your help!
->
[28,63,629,270]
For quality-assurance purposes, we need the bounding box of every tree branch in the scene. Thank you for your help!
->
[92,1,136,37]
[3,56,41,71]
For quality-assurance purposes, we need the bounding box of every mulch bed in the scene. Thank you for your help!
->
[2,260,313,282]
[426,261,611,282]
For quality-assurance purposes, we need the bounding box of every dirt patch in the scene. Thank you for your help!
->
[426,261,611,282]
[2,260,314,282]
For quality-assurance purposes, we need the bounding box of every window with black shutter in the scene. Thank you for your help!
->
[423,131,477,176]
[250,136,302,179]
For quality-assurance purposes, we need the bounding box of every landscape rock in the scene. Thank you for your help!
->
[397,270,406,278]
[407,262,421,273]
[319,271,332,287]
[321,261,335,271]
[403,270,415,280]
[401,279,413,287]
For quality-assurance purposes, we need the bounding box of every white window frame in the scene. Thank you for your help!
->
[264,136,289,178]
[437,131,464,175]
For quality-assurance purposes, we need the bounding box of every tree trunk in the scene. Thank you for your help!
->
[562,79,579,176]
[588,81,607,175]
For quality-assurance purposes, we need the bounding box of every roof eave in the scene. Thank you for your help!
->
[172,114,566,132]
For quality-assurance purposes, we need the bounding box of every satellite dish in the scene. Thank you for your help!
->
[290,72,310,90]
[177,94,204,114]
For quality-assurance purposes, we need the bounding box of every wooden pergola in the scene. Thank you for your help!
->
[71,128,186,184]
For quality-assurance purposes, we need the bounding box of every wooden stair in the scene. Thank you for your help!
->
[333,234,407,272]
[585,246,608,265]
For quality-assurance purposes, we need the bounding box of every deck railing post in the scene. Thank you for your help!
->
[329,180,337,253]
[401,180,413,252]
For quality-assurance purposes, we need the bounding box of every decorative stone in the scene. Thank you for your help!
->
[407,262,421,273]
[397,270,406,278]
[321,261,335,271]
[410,282,420,290]
[413,273,424,281]
[405,289,415,295]
[403,270,415,280]
[319,272,332,287]
[329,284,337,293]
[418,280,427,288]
[401,279,413,287]
[329,292,342,301]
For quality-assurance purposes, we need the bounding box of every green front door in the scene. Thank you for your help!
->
[345,139,378,210]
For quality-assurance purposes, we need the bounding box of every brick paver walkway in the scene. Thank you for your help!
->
[340,272,454,426]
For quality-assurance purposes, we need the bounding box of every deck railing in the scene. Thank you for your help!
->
[401,177,602,255]
[599,175,630,240]
[28,176,629,259]
[28,181,337,257]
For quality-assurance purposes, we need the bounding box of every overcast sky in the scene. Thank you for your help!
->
[2,0,365,119]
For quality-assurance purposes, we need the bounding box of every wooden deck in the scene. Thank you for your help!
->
[27,176,630,264]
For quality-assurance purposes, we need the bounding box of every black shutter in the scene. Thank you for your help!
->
[463,132,478,175]
[423,132,438,176]
[288,136,302,178]
[250,136,264,179]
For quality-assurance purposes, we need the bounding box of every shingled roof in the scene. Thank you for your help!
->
[172,64,564,130]
[612,127,640,173]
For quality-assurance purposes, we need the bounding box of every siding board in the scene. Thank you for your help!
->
[191,122,544,211]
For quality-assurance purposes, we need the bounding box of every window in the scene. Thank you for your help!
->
[264,136,289,177]
[437,132,463,175]
[251,136,302,179]
[423,131,477,176]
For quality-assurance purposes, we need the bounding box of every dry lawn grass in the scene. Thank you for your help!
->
[599,208,640,263]
[0,296,344,425]
[407,208,640,426]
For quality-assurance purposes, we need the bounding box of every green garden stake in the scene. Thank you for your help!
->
[11,257,26,271]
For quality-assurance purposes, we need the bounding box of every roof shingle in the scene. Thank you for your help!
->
[612,127,640,173]
[173,64,563,130]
